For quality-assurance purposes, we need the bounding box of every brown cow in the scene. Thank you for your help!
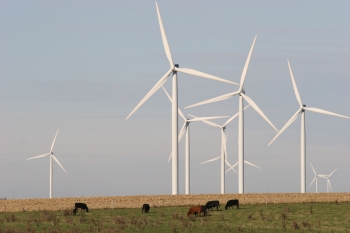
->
[187,206,206,217]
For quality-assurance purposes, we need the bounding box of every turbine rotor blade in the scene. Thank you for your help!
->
[268,108,302,146]
[27,153,50,160]
[287,60,303,107]
[51,155,67,173]
[309,176,316,187]
[126,69,172,120]
[328,179,332,192]
[225,162,237,173]
[185,91,240,109]
[188,114,221,128]
[310,163,317,175]
[155,2,173,66]
[178,122,187,142]
[162,86,186,121]
[188,116,229,123]
[241,93,278,132]
[168,153,172,162]
[175,67,238,85]
[223,105,250,127]
[244,160,261,169]
[200,157,221,164]
[50,129,59,152]
[328,168,337,177]
[239,35,257,89]
[304,107,350,119]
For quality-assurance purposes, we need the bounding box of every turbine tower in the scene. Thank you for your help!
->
[268,60,350,193]
[27,129,67,198]
[186,36,278,193]
[125,2,236,195]
[162,86,228,194]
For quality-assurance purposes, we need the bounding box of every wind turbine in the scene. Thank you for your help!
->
[27,129,67,198]
[186,36,278,193]
[162,86,228,194]
[268,60,350,193]
[193,110,261,194]
[321,168,337,193]
[125,2,237,195]
[309,163,325,193]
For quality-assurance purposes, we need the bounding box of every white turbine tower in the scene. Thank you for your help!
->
[186,36,278,193]
[162,86,228,194]
[268,60,350,193]
[27,129,67,198]
[125,2,236,195]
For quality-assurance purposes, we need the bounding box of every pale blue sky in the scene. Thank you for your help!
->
[0,1,349,198]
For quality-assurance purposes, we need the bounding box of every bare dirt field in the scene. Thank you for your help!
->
[1,192,349,212]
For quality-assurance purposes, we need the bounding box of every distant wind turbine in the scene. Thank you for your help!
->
[269,60,350,193]
[186,36,278,193]
[125,2,236,195]
[309,163,325,193]
[27,129,67,198]
[321,168,337,193]
[162,86,228,194]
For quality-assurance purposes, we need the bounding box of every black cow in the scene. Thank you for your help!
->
[73,203,89,215]
[204,200,220,210]
[225,199,239,209]
[142,204,150,213]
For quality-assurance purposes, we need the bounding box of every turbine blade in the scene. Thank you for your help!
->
[328,168,337,177]
[231,161,238,168]
[287,60,303,107]
[225,161,237,173]
[155,2,173,66]
[162,86,186,121]
[223,105,250,127]
[185,91,240,109]
[188,116,229,122]
[200,157,221,164]
[178,123,187,141]
[328,179,332,192]
[239,35,257,89]
[175,67,238,85]
[51,155,67,173]
[50,129,59,152]
[244,160,261,169]
[188,114,221,128]
[310,163,317,175]
[168,153,172,162]
[126,69,172,120]
[268,108,301,146]
[304,107,350,119]
[241,93,278,132]
[309,176,316,187]
[27,153,50,160]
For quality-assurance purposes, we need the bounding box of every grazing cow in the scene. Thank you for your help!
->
[142,204,150,213]
[225,199,239,209]
[73,203,89,215]
[187,206,202,217]
[205,200,220,210]
[200,206,208,216]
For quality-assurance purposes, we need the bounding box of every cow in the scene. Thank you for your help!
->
[204,200,220,210]
[225,199,239,209]
[73,203,89,215]
[187,206,202,217]
[200,206,208,216]
[142,204,150,213]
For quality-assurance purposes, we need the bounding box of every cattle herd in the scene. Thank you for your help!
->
[72,199,239,217]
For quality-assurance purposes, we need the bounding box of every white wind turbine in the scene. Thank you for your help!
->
[162,86,229,194]
[309,163,325,193]
[125,2,237,195]
[192,110,261,194]
[27,129,67,198]
[186,36,278,193]
[268,60,350,193]
[321,168,337,193]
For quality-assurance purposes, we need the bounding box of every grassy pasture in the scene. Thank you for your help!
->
[0,202,349,232]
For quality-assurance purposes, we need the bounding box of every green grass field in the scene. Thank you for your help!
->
[0,202,349,232]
